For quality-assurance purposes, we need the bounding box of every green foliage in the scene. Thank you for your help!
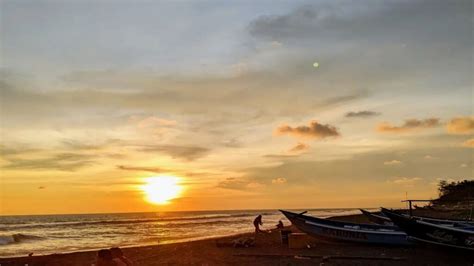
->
[437,180,474,202]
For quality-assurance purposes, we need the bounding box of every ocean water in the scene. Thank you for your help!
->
[0,208,374,257]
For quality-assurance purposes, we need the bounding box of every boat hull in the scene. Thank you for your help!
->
[381,208,474,250]
[359,209,394,225]
[280,210,410,245]
[361,209,474,228]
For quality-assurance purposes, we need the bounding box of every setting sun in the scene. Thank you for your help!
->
[141,176,183,205]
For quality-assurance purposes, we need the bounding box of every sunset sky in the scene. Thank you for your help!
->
[1,0,472,215]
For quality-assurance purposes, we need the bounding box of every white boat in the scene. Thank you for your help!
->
[280,210,410,245]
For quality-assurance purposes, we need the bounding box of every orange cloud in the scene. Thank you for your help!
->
[377,118,440,133]
[446,116,474,135]
[462,139,474,148]
[275,120,340,139]
[384,160,402,165]
[217,177,265,190]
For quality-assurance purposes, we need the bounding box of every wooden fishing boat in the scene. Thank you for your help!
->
[408,216,474,227]
[280,210,410,245]
[381,208,474,250]
[361,209,474,227]
[359,209,393,225]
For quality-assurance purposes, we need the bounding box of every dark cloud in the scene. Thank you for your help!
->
[136,144,210,161]
[345,111,380,118]
[320,91,370,106]
[446,116,474,135]
[275,121,340,139]
[118,165,218,179]
[300,91,371,111]
[289,142,310,153]
[3,153,95,171]
[117,165,167,173]
[247,0,472,98]
[248,6,321,41]
[377,118,440,133]
[248,1,471,45]
[263,154,300,159]
[0,145,37,157]
[61,139,123,151]
[38,186,46,189]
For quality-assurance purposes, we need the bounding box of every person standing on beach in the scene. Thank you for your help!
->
[253,215,263,233]
[275,220,284,230]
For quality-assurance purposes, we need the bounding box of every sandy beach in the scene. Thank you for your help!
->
[1,214,473,266]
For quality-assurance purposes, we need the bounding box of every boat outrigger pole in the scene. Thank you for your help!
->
[401,199,432,216]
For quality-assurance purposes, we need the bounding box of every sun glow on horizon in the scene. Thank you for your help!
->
[141,176,183,205]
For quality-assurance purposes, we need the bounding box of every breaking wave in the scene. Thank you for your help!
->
[0,234,44,245]
[1,212,274,231]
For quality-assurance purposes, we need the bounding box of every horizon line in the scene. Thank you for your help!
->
[0,206,401,217]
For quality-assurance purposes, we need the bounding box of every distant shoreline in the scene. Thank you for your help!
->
[0,207,386,217]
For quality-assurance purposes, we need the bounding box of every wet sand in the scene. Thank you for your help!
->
[1,214,473,266]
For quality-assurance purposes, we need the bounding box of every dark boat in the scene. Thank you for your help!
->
[361,209,474,227]
[359,209,393,225]
[409,215,474,227]
[280,210,410,245]
[381,208,474,250]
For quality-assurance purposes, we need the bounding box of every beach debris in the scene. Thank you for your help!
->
[232,237,255,248]
[215,237,255,248]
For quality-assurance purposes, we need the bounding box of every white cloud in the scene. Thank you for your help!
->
[389,177,422,186]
